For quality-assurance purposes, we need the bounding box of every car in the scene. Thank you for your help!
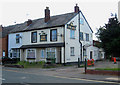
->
[115,57,120,61]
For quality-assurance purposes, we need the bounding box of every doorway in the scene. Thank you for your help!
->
[90,51,92,59]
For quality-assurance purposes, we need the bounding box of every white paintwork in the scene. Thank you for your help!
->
[8,11,104,63]
[8,32,23,58]
[22,27,64,45]
[64,12,93,63]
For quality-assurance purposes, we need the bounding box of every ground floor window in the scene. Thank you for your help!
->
[46,48,56,58]
[41,49,45,58]
[27,49,36,59]
[70,47,75,56]
[2,50,5,56]
[11,49,20,58]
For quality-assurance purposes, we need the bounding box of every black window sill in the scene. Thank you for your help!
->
[27,58,35,59]
[70,55,75,56]
[70,38,75,39]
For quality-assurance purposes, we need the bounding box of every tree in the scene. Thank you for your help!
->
[96,16,120,57]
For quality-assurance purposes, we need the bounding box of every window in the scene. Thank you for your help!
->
[41,49,45,58]
[2,50,5,56]
[70,47,75,56]
[80,32,83,40]
[12,49,20,58]
[40,35,47,41]
[31,32,37,43]
[86,33,89,41]
[80,18,84,25]
[16,34,20,43]
[50,29,57,41]
[27,49,35,59]
[70,30,75,39]
[46,48,55,58]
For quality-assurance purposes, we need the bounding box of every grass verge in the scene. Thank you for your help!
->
[95,68,120,71]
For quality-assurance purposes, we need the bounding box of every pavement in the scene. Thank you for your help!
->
[2,60,120,83]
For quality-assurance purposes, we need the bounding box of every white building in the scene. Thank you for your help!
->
[118,1,120,22]
[8,5,104,64]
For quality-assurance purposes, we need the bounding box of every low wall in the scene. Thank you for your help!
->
[86,69,120,76]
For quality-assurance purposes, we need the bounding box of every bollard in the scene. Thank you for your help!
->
[78,58,80,68]
[85,58,87,74]
[114,57,117,64]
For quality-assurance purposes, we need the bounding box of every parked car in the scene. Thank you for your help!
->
[115,57,120,61]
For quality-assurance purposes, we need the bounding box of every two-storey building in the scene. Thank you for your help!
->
[8,5,104,64]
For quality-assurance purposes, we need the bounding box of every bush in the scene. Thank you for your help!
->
[17,61,45,68]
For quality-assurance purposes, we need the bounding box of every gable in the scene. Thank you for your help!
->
[80,11,93,33]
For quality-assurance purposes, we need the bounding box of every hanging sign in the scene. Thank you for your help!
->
[67,22,76,30]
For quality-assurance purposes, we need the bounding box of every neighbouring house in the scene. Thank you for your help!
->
[8,5,104,64]
[84,40,105,60]
[0,25,16,58]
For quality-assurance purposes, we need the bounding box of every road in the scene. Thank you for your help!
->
[2,68,119,85]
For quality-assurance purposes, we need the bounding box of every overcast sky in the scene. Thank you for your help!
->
[0,0,119,39]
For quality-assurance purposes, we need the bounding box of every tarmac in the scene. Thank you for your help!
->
[2,60,120,83]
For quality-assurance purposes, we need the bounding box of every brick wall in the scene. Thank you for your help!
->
[2,36,8,57]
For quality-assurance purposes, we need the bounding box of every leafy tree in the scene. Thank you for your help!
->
[96,16,120,57]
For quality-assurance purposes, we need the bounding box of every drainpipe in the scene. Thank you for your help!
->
[78,11,83,63]
[63,26,66,65]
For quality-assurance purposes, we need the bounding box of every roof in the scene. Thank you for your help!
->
[20,43,65,49]
[10,12,78,33]
[1,25,16,38]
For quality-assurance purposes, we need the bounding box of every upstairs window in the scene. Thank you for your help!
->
[80,18,84,25]
[31,32,37,43]
[86,33,89,41]
[16,34,20,43]
[50,29,57,41]
[80,32,83,40]
[70,30,75,39]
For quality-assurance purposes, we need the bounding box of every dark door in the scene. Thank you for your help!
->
[59,48,61,64]
[90,51,92,59]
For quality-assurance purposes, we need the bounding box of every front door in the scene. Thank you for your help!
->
[90,51,92,59]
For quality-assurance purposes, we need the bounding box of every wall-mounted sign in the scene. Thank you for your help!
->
[67,22,76,30]
[40,35,47,41]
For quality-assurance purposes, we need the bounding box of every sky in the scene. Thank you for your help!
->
[0,0,119,40]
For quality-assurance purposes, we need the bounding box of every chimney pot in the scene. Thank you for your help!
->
[27,19,32,26]
[74,4,79,13]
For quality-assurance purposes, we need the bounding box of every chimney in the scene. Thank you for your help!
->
[74,4,79,13]
[45,7,50,23]
[27,19,32,26]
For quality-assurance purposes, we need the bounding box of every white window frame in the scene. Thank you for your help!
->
[40,49,45,58]
[46,48,56,58]
[86,33,89,41]
[70,47,75,56]
[70,30,75,39]
[26,49,36,59]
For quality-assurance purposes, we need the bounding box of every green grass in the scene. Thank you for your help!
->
[16,61,45,68]
[95,68,120,71]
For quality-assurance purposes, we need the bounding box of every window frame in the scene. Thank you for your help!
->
[41,49,45,58]
[16,34,20,43]
[80,32,84,41]
[86,33,89,41]
[31,31,37,43]
[70,29,75,39]
[50,29,57,41]
[27,49,36,59]
[70,47,75,56]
